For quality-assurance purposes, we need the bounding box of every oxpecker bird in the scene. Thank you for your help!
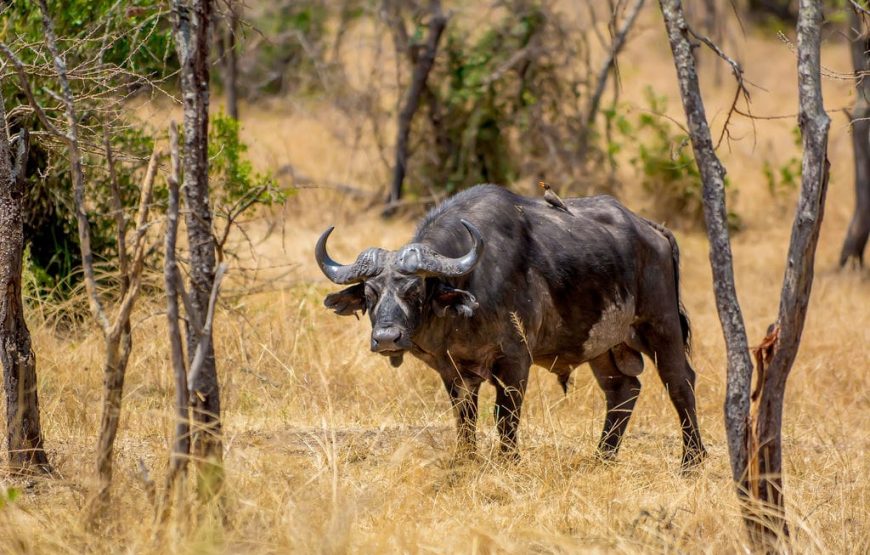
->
[539,181,570,213]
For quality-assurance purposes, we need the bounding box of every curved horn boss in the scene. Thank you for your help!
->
[398,219,484,277]
[315,226,387,284]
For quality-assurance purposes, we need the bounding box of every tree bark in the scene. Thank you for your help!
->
[660,1,831,550]
[385,0,447,212]
[659,0,755,487]
[747,1,831,547]
[0,107,51,474]
[159,121,190,523]
[841,5,870,267]
[172,0,224,495]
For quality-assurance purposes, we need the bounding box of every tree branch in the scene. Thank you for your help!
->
[186,262,227,394]
[38,0,112,334]
[584,0,645,130]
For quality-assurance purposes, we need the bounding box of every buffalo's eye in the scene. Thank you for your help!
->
[400,280,423,299]
[364,285,379,307]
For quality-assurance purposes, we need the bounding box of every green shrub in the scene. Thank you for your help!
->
[612,87,741,230]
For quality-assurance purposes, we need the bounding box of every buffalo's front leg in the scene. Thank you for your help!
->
[440,373,482,458]
[492,357,529,459]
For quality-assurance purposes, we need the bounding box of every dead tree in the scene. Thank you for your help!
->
[385,0,447,211]
[33,0,162,517]
[660,0,830,549]
[841,5,870,267]
[0,99,51,475]
[171,0,224,496]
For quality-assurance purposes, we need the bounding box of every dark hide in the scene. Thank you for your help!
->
[318,184,706,468]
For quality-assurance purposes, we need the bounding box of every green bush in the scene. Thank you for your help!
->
[405,0,598,197]
[611,87,741,230]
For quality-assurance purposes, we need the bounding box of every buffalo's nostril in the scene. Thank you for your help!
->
[372,326,402,351]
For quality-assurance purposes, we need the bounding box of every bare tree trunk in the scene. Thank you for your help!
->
[658,0,755,488]
[841,5,870,267]
[0,110,51,475]
[171,0,224,497]
[385,0,447,212]
[28,0,160,518]
[158,122,190,523]
[747,2,830,548]
[660,1,831,550]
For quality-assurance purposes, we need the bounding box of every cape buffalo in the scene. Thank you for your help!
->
[315,184,706,468]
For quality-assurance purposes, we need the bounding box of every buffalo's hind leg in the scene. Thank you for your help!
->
[590,350,641,460]
[639,323,707,470]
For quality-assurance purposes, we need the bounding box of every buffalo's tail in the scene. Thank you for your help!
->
[641,218,691,353]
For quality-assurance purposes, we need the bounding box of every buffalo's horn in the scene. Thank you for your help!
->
[411,219,484,277]
[315,226,386,284]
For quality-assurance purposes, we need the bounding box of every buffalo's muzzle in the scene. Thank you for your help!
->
[371,326,404,353]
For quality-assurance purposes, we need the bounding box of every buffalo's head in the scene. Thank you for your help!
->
[315,220,483,367]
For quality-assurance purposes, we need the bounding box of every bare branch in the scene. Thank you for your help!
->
[584,0,645,130]
[107,147,161,342]
[103,121,128,295]
[38,0,111,334]
[160,120,190,521]
[187,263,228,393]
[0,42,68,140]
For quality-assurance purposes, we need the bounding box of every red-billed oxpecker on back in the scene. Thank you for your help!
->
[315,184,706,469]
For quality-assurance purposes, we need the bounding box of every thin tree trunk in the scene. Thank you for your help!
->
[660,1,831,550]
[32,0,160,518]
[158,121,189,523]
[747,1,831,548]
[385,0,447,211]
[658,0,755,488]
[0,109,50,474]
[841,5,870,267]
[172,0,224,496]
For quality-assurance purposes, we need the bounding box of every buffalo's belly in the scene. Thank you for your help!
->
[535,298,637,366]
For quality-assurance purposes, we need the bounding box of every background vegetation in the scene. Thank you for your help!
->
[0,0,867,553]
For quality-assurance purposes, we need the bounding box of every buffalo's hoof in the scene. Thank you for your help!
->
[680,448,708,474]
[595,444,620,463]
[496,447,521,464]
[450,447,479,466]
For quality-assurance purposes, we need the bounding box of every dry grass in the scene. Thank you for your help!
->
[2,6,869,554]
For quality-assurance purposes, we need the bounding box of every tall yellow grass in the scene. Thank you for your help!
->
[1,6,867,554]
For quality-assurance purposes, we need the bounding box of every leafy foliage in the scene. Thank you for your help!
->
[2,0,172,292]
[404,0,602,196]
[611,87,741,230]
[762,126,802,197]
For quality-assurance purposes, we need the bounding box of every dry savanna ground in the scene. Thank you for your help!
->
[1,5,868,554]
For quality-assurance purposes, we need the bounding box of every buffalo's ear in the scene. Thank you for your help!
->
[324,283,366,316]
[432,283,478,318]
